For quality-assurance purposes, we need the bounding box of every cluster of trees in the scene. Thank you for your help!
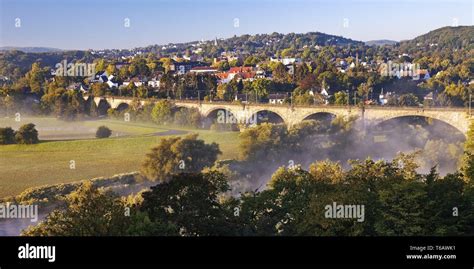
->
[140,134,221,181]
[0,123,39,145]
[23,117,474,236]
[24,154,474,236]
[107,99,203,128]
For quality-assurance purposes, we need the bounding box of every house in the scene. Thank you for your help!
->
[114,62,130,70]
[217,66,257,84]
[268,93,287,104]
[414,69,431,80]
[255,69,267,79]
[235,93,249,104]
[309,87,330,105]
[0,75,10,85]
[169,61,204,74]
[123,77,145,87]
[90,71,108,83]
[320,88,329,98]
[106,79,119,88]
[183,55,203,62]
[286,65,295,75]
[270,57,302,66]
[229,67,254,73]
[424,92,434,101]
[91,71,119,88]
[66,83,89,93]
[190,66,218,74]
[379,89,393,105]
[147,78,161,88]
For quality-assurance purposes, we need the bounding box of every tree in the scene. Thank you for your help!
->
[91,83,108,97]
[140,171,234,236]
[22,181,131,236]
[173,107,201,127]
[334,91,349,105]
[398,93,419,106]
[238,123,289,164]
[298,73,319,91]
[217,61,230,71]
[106,64,117,76]
[280,47,295,57]
[0,127,16,144]
[249,78,272,101]
[375,181,429,235]
[15,123,39,144]
[24,62,47,94]
[216,83,236,101]
[294,63,310,83]
[151,100,172,124]
[141,134,221,181]
[357,82,371,101]
[96,126,112,138]
[272,62,289,83]
[243,56,260,67]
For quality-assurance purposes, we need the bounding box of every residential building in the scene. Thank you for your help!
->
[268,93,287,104]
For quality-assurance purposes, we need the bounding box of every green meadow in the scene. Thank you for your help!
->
[0,117,240,198]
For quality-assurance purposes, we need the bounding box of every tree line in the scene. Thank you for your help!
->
[23,120,474,236]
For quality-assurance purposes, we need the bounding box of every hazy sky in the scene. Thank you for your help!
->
[0,0,472,50]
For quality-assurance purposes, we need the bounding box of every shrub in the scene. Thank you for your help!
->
[141,134,221,181]
[0,127,16,144]
[15,123,39,144]
[96,126,112,138]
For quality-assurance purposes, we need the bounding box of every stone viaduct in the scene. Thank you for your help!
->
[85,96,472,135]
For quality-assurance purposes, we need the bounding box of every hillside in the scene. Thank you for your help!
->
[365,40,398,46]
[0,50,96,80]
[399,26,474,50]
[141,31,364,57]
[0,47,62,53]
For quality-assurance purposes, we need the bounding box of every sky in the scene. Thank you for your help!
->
[0,0,473,50]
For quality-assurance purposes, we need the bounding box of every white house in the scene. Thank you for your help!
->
[268,93,287,104]
[270,57,302,66]
[148,78,160,88]
[67,83,89,93]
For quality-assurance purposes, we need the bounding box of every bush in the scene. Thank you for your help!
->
[151,100,172,124]
[141,134,221,181]
[15,123,39,144]
[173,108,202,128]
[0,127,16,144]
[96,126,112,138]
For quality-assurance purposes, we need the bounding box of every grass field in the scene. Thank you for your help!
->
[0,117,240,198]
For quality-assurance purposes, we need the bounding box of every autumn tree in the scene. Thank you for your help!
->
[15,123,39,144]
[23,181,131,236]
[141,134,221,181]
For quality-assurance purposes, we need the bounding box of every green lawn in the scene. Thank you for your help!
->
[0,118,240,198]
[0,117,168,140]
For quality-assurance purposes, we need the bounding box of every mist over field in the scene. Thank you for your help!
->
[222,116,466,193]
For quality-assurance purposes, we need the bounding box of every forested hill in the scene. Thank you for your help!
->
[0,26,472,80]
[142,31,364,56]
[0,47,62,53]
[399,26,474,51]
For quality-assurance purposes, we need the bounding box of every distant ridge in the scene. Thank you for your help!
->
[0,47,62,53]
[399,26,474,49]
[365,40,398,46]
